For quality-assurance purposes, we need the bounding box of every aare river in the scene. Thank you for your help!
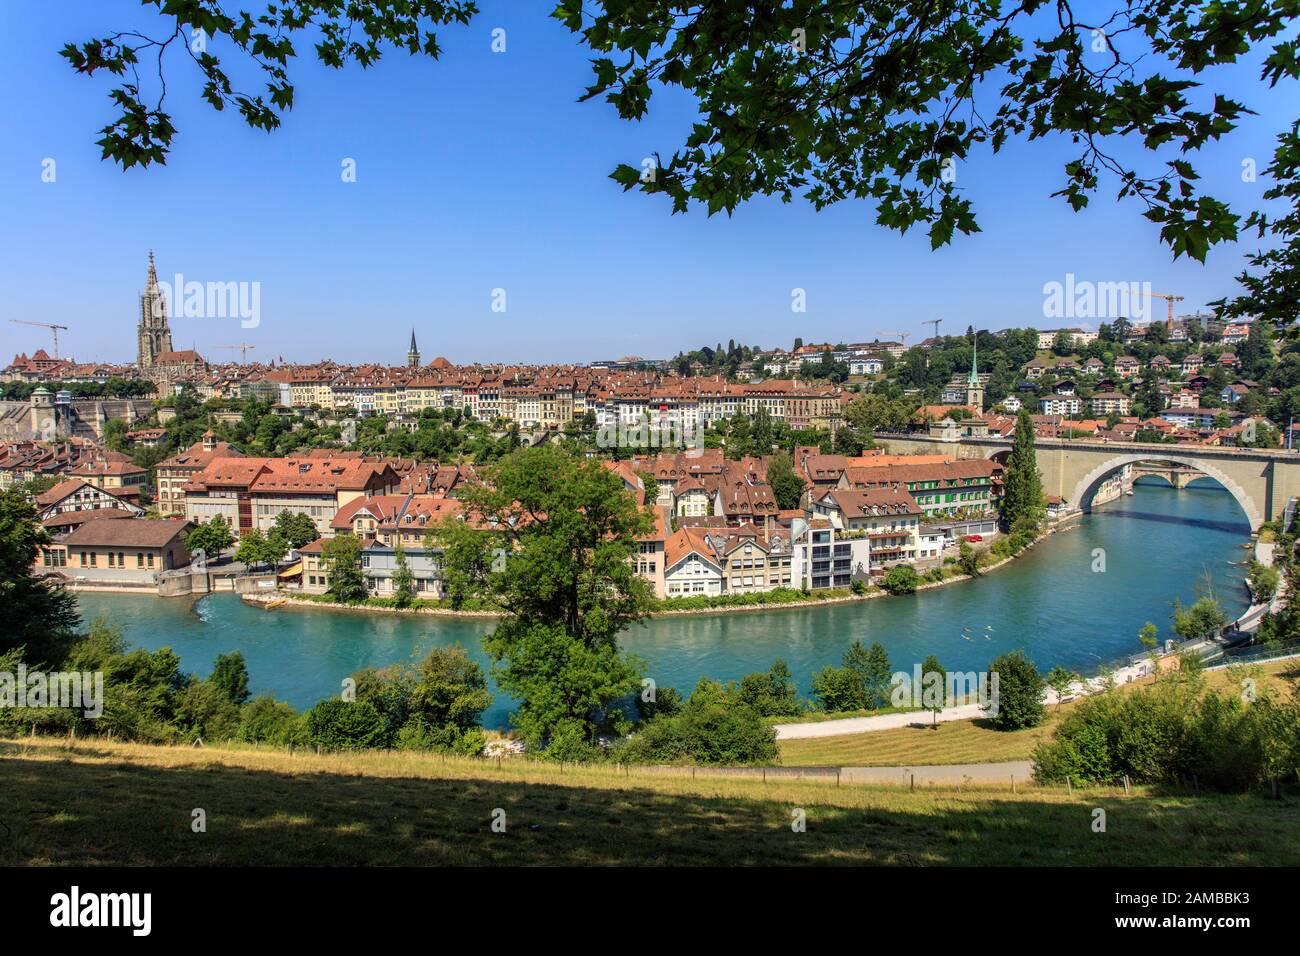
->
[76,480,1253,728]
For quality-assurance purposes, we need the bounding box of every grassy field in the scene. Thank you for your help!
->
[779,714,1063,766]
[778,659,1299,767]
[2,736,1298,866]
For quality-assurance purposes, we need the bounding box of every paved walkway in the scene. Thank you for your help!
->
[774,704,986,740]
[840,760,1032,785]
[776,661,1155,740]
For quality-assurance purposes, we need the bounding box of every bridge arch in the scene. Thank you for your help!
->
[1069,453,1262,529]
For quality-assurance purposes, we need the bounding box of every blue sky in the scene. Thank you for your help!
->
[0,1,1291,365]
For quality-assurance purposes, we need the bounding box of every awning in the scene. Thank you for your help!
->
[278,562,303,579]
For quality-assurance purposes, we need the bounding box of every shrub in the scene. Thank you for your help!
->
[623,679,778,765]
[305,698,389,751]
[735,660,803,718]
[1033,675,1300,791]
[882,565,920,594]
[986,650,1045,730]
[238,694,306,745]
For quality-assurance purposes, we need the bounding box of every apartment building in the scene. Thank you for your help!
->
[811,487,922,570]
[154,430,245,516]
[839,459,1001,519]
[1089,392,1132,417]
[183,454,401,536]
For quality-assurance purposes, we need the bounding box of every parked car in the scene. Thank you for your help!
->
[965,534,983,542]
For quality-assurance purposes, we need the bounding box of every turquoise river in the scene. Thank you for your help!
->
[76,480,1255,728]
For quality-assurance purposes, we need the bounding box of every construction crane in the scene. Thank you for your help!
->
[214,343,256,364]
[924,318,943,341]
[879,330,911,349]
[10,320,69,358]
[1144,291,1185,331]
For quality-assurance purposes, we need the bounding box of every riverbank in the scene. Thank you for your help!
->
[240,518,1074,620]
[74,482,1255,725]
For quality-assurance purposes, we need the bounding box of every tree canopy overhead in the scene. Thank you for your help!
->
[61,1,1298,319]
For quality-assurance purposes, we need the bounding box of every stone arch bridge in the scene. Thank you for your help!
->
[875,433,1300,531]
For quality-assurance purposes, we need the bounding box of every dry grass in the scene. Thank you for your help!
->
[1,736,1297,866]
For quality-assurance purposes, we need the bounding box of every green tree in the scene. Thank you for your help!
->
[1248,562,1280,602]
[209,651,251,705]
[0,489,80,663]
[102,417,129,452]
[623,677,778,766]
[987,650,1046,731]
[391,542,415,608]
[305,698,389,751]
[185,515,235,560]
[1001,409,1045,528]
[322,533,367,603]
[765,452,805,510]
[735,659,802,718]
[272,509,320,550]
[1173,595,1228,643]
[235,528,272,569]
[882,565,920,595]
[1045,665,1081,713]
[921,654,947,726]
[441,446,653,751]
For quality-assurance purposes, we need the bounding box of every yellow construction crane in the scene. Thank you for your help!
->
[1144,292,1185,331]
[10,319,69,358]
[214,343,256,364]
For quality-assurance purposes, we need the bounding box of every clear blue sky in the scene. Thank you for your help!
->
[0,1,1291,366]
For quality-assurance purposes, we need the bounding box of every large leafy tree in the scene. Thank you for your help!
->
[322,532,368,602]
[185,515,235,559]
[272,509,320,551]
[61,2,1299,317]
[765,451,806,510]
[439,445,654,750]
[0,490,80,664]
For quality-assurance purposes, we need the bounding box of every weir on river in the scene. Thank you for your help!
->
[77,480,1252,729]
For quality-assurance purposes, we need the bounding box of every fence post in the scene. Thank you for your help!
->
[1011,774,1017,794]
[910,773,914,792]
[1066,776,1072,795]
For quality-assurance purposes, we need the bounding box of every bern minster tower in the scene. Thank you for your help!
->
[137,251,173,369]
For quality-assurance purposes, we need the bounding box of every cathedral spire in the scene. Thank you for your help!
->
[407,328,421,368]
[138,251,172,369]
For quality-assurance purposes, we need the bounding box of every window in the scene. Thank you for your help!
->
[137,553,145,568]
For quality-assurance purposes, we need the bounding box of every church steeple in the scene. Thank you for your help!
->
[965,332,984,410]
[137,251,172,369]
[407,329,421,368]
